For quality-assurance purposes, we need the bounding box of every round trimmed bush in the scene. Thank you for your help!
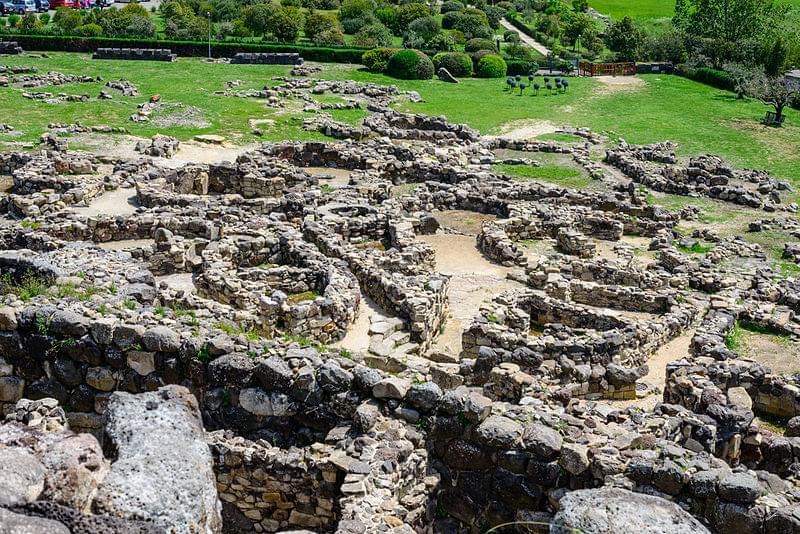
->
[465,37,496,53]
[476,54,507,78]
[471,49,495,64]
[432,51,472,76]
[440,0,464,13]
[387,49,434,80]
[362,47,400,73]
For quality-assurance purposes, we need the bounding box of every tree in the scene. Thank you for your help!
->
[745,74,798,124]
[673,0,778,44]
[605,16,643,61]
[764,37,788,77]
[572,0,588,12]
[562,12,595,50]
[304,11,339,40]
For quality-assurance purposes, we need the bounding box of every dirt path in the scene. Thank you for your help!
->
[490,119,560,141]
[418,233,523,357]
[500,18,550,57]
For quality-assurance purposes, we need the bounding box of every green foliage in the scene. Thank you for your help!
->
[724,320,743,351]
[452,12,492,39]
[0,270,49,302]
[505,42,532,59]
[432,51,472,76]
[194,343,211,363]
[10,35,368,63]
[764,37,788,77]
[304,11,340,40]
[440,1,464,14]
[572,0,588,12]
[464,37,495,53]
[286,290,320,304]
[676,241,713,254]
[674,0,776,43]
[387,49,434,80]
[606,15,643,61]
[362,46,400,72]
[16,12,44,34]
[675,65,734,91]
[35,314,50,335]
[392,2,431,35]
[475,53,506,78]
[38,13,50,25]
[352,22,393,47]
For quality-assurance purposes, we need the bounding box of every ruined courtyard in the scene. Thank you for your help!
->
[0,56,800,534]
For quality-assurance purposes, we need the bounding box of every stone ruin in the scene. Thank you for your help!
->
[1,69,800,534]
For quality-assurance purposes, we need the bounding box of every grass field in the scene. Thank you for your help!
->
[588,0,675,20]
[588,0,800,19]
[1,53,799,186]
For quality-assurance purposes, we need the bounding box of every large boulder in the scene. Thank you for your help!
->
[551,487,711,534]
[93,385,222,534]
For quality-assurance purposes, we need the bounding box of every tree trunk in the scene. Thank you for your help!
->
[775,103,785,123]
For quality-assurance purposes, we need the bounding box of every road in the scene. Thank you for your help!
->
[500,17,551,57]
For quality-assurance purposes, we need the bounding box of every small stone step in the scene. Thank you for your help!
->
[368,339,393,357]
[393,342,419,355]
[386,331,411,347]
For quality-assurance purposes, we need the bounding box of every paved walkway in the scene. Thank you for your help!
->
[500,18,551,57]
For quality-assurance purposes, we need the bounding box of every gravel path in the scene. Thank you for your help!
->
[500,18,551,57]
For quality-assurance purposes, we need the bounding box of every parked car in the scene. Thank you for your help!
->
[9,0,37,13]
[0,1,8,14]
[95,0,113,6]
[49,0,78,7]
[34,0,48,11]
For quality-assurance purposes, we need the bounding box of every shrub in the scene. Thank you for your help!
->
[505,42,531,59]
[16,13,44,33]
[313,27,345,45]
[352,22,393,47]
[441,10,463,30]
[362,47,399,72]
[503,30,519,42]
[38,13,50,25]
[406,15,439,43]
[304,11,339,40]
[453,12,491,38]
[341,13,375,34]
[375,5,397,30]
[387,49,434,79]
[432,51,472,76]
[78,23,104,37]
[440,1,464,13]
[426,32,456,52]
[271,6,303,42]
[471,48,495,64]
[393,2,430,34]
[476,54,506,77]
[465,37,495,53]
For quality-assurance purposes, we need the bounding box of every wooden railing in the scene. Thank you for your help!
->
[579,61,637,77]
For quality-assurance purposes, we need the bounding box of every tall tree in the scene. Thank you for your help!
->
[605,16,644,62]
[673,0,776,43]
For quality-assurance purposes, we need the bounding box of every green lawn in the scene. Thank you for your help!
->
[496,161,593,189]
[588,0,799,19]
[588,0,675,20]
[2,53,800,186]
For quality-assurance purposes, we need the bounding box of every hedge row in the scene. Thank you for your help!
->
[7,34,369,63]
[674,64,735,92]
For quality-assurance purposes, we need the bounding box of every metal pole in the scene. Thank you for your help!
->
[207,12,211,61]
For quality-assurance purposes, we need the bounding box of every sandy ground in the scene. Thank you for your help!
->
[334,295,388,354]
[594,75,646,95]
[609,329,695,411]
[490,119,560,141]
[70,187,139,217]
[305,167,352,189]
[433,210,498,236]
[71,134,255,167]
[155,273,197,295]
[419,233,523,357]
[740,332,800,375]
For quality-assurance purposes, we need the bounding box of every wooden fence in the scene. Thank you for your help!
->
[579,61,637,77]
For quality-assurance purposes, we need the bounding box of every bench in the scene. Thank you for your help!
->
[763,111,785,126]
